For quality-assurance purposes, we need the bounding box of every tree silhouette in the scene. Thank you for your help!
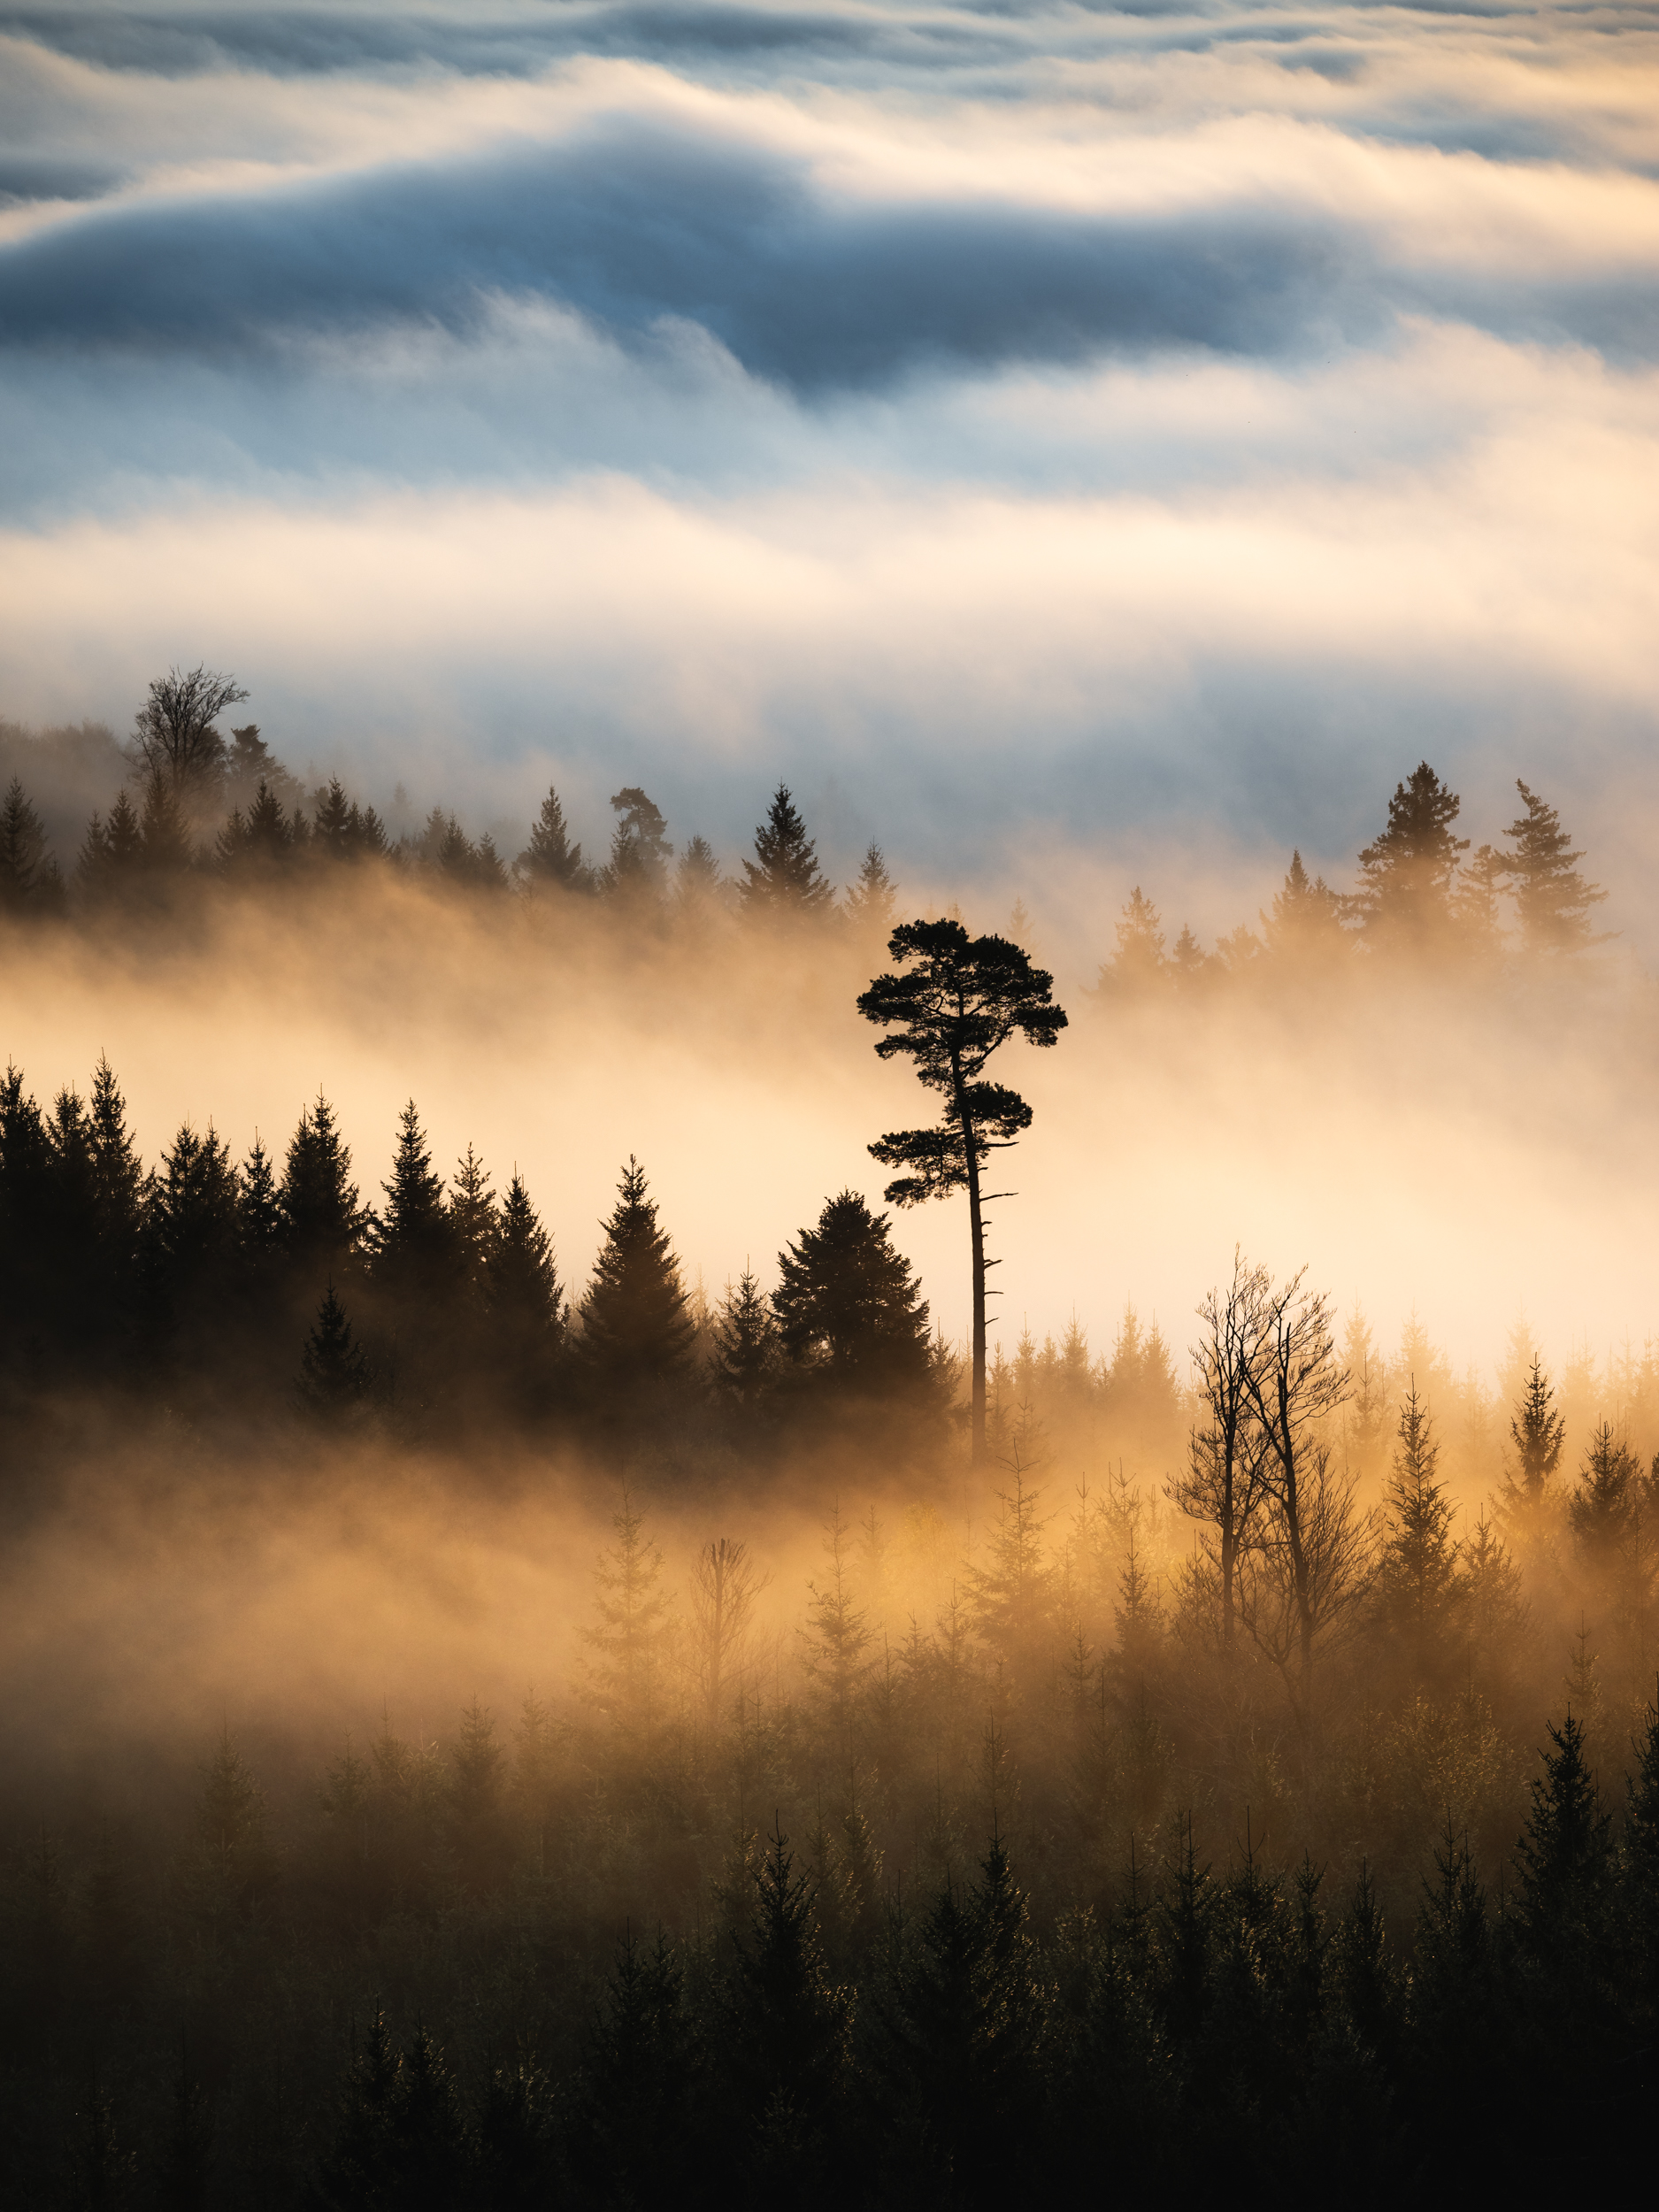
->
[857,918,1066,1461]
[772,1190,933,1402]
[0,779,63,913]
[130,664,248,796]
[517,783,591,891]
[1351,762,1468,945]
[298,1283,373,1419]
[1503,780,1607,955]
[576,1156,694,1398]
[741,784,833,915]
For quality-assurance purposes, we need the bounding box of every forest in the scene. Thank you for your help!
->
[1,671,1655,2206]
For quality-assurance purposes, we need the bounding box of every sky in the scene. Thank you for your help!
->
[1,0,1656,947]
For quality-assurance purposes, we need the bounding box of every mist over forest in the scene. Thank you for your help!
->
[4,0,1659,2204]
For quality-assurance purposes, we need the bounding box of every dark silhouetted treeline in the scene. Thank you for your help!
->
[0,672,1621,984]
[0,1058,951,1471]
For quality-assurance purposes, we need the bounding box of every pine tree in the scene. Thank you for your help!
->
[1351,761,1468,945]
[843,841,896,933]
[772,1189,933,1400]
[575,1156,695,1397]
[1504,780,1607,955]
[0,777,64,913]
[599,786,672,900]
[740,784,833,914]
[708,1267,779,1407]
[517,783,591,890]
[298,1283,373,1420]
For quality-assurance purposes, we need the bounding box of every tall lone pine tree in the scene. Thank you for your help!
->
[858,918,1066,1462]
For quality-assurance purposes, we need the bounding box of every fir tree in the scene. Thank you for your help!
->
[146,1121,241,1349]
[673,833,724,913]
[582,1487,675,1736]
[138,764,194,870]
[572,1929,700,2204]
[1350,762,1468,945]
[1502,1356,1564,1525]
[374,1100,455,1305]
[575,1156,695,1397]
[1568,1421,1638,1564]
[1513,1708,1615,2042]
[483,1170,564,1409]
[772,1190,934,1401]
[311,775,355,857]
[447,1142,495,1307]
[236,1134,283,1264]
[280,1093,366,1286]
[1260,849,1347,961]
[0,777,63,913]
[843,841,896,933]
[298,1283,373,1420]
[1096,887,1166,989]
[517,782,591,890]
[723,1824,852,2175]
[1375,1386,1465,1677]
[740,784,833,915]
[708,1266,780,1407]
[1503,780,1607,955]
[800,1504,873,1741]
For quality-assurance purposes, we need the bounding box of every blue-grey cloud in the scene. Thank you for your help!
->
[0,122,1388,389]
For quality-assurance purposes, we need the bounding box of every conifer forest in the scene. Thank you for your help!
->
[1,678,1657,2208]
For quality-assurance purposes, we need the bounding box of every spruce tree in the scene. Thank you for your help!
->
[1503,780,1607,955]
[723,1824,852,2177]
[573,1929,700,2205]
[236,1134,283,1265]
[800,1504,873,1742]
[483,1170,563,1411]
[1621,1694,1659,2039]
[1513,1709,1614,2052]
[280,1093,366,1287]
[517,783,591,890]
[1375,1386,1465,1678]
[1095,887,1166,989]
[138,764,194,871]
[739,784,833,915]
[842,841,896,933]
[673,833,724,914]
[582,1487,675,1736]
[1502,1356,1564,1525]
[1259,849,1347,962]
[0,778,63,913]
[0,1064,54,1363]
[708,1267,779,1407]
[144,1122,241,1358]
[575,1156,694,1397]
[772,1190,933,1401]
[1350,761,1468,946]
[298,1283,373,1421]
[1568,1421,1638,1564]
[447,1142,495,1309]
[374,1101,453,1301]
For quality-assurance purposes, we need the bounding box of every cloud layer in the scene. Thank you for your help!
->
[1,2,1656,932]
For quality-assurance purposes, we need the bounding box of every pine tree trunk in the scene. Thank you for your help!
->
[963,1092,987,1466]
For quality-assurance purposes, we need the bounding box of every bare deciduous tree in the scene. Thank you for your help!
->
[131,664,249,795]
[1239,1269,1369,1721]
[691,1535,766,1726]
[1171,1249,1272,1655]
